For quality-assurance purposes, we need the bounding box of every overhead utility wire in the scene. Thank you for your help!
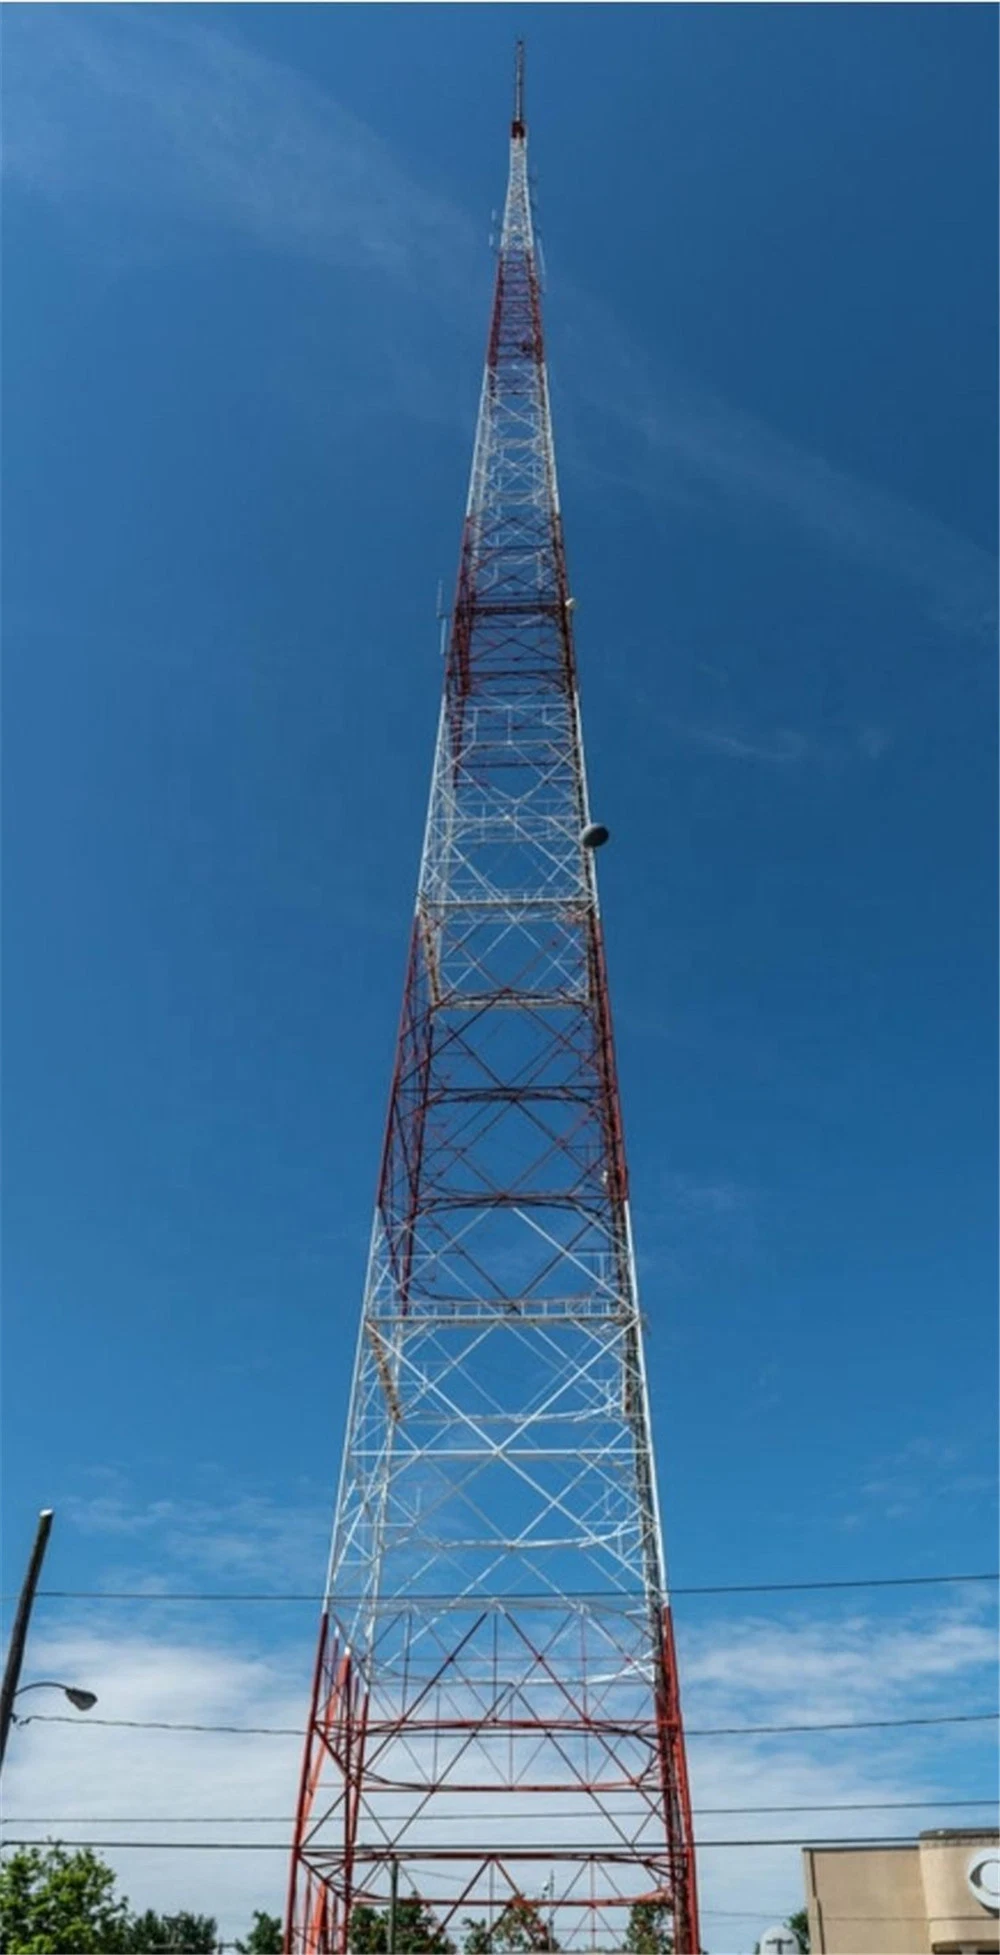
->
[21,1709,999,1738]
[8,1798,997,1823]
[17,1570,997,1602]
[0,1834,974,1852]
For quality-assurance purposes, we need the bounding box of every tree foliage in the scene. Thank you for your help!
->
[787,1910,809,1953]
[235,1911,284,1954]
[457,1900,557,1953]
[123,1908,218,1950]
[0,1844,130,1953]
[0,1842,281,1954]
[489,1899,557,1951]
[623,1899,672,1954]
[348,1896,454,1953]
[349,1906,388,1954]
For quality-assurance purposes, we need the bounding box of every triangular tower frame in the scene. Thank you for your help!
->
[287,48,700,1955]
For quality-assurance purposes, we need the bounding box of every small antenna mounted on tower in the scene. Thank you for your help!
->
[512,40,526,138]
[435,578,448,657]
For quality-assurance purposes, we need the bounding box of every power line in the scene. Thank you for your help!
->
[20,1709,999,1737]
[690,1711,998,1737]
[6,1799,997,1823]
[14,1570,998,1602]
[0,1833,974,1851]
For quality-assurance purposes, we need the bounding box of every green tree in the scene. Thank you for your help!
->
[348,1897,454,1954]
[460,1922,491,1955]
[235,1910,284,1953]
[488,1899,557,1952]
[0,1844,130,1953]
[349,1904,387,1953]
[396,1897,454,1953]
[123,1908,218,1950]
[623,1899,672,1954]
[787,1911,809,1953]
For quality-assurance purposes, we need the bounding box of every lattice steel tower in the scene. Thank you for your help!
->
[287,49,700,1955]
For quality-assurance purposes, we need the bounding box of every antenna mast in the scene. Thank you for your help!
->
[287,50,701,1955]
[512,38,526,136]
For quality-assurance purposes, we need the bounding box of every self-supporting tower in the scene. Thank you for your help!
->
[287,51,700,1955]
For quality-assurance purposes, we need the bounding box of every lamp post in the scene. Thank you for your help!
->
[1,1510,54,1769]
[0,1510,97,1772]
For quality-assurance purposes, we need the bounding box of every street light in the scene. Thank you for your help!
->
[14,1681,98,1714]
[0,1508,100,1773]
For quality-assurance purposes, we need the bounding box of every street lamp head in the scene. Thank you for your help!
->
[63,1688,98,1712]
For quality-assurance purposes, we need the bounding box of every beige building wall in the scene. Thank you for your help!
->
[804,1844,928,1954]
[803,1833,1000,1955]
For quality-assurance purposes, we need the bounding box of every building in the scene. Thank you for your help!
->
[803,1831,1000,1954]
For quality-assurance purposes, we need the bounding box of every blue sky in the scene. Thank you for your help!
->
[3,5,997,1947]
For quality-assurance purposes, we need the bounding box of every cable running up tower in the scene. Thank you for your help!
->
[287,48,700,1955]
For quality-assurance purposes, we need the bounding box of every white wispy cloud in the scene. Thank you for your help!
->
[638,1171,760,1289]
[2,1625,304,1943]
[663,720,810,765]
[683,1601,998,1945]
[2,6,475,286]
[5,5,995,638]
[681,1607,998,1719]
[661,1175,753,1221]
[61,1477,331,1591]
[850,1437,999,1529]
[856,724,892,761]
[634,697,896,769]
[558,288,997,642]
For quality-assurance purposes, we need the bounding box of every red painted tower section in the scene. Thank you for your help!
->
[287,49,700,1954]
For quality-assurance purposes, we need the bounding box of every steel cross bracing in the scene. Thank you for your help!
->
[288,56,700,1955]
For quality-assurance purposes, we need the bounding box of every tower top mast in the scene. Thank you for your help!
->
[512,38,526,138]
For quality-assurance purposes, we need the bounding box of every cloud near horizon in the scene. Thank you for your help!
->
[4,1486,996,1949]
[3,1596,995,1950]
